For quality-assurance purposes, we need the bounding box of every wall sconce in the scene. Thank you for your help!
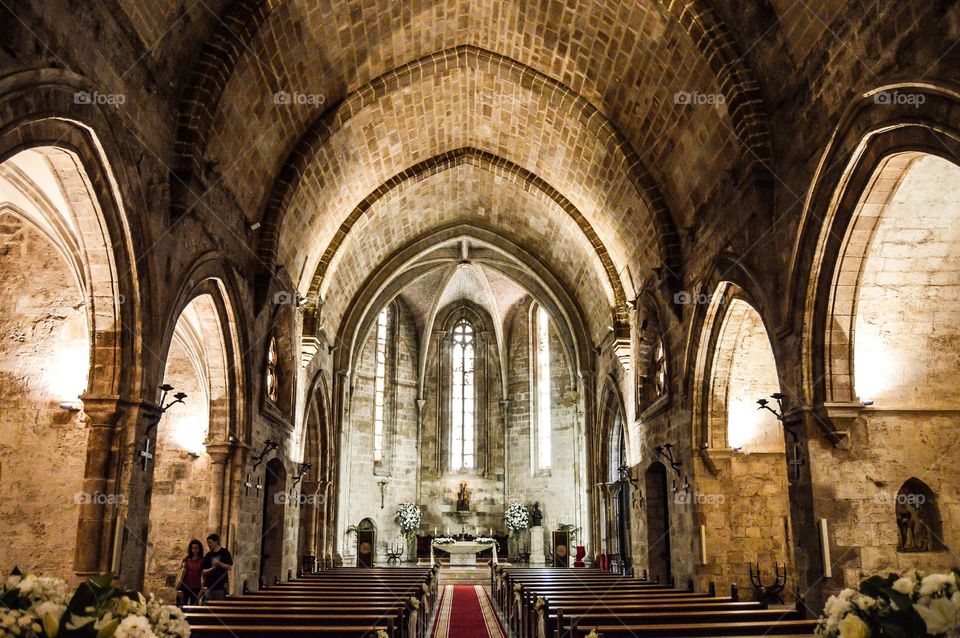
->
[59,401,83,411]
[655,443,682,475]
[252,438,280,471]
[757,393,806,481]
[756,392,786,419]
[291,463,311,491]
[616,464,639,488]
[138,384,187,471]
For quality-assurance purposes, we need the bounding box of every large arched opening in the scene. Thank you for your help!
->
[0,141,134,579]
[143,290,236,600]
[814,152,960,580]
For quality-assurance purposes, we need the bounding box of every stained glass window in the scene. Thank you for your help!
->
[451,318,475,470]
[654,338,667,397]
[265,336,278,403]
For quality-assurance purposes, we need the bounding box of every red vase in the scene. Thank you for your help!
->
[574,545,586,567]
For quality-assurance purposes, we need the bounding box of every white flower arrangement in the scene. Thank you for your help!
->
[474,537,497,544]
[0,568,189,638]
[432,537,456,544]
[817,569,960,638]
[394,503,422,538]
[504,502,529,536]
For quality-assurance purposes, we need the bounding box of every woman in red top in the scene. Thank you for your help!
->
[179,539,204,606]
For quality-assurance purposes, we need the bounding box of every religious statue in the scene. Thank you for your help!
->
[896,499,930,552]
[456,481,471,512]
[531,502,543,527]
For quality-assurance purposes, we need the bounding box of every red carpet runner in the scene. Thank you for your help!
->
[431,584,506,638]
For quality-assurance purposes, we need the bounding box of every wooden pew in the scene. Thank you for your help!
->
[185,566,435,638]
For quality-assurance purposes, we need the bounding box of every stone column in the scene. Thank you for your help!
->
[205,441,234,534]
[302,479,321,557]
[115,400,162,589]
[73,398,121,576]
[529,525,546,566]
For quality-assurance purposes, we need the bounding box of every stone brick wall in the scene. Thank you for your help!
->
[0,211,87,578]
[342,301,419,560]
[505,300,580,556]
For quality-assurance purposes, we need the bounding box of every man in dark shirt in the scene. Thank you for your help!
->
[201,533,233,601]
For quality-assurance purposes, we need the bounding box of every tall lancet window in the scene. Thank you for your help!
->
[451,318,476,470]
[534,305,552,471]
[373,307,389,465]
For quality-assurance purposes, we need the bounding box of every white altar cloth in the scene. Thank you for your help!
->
[430,541,498,566]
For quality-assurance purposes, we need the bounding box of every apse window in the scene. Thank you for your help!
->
[451,318,475,471]
[265,336,278,403]
[533,305,552,471]
[373,307,389,465]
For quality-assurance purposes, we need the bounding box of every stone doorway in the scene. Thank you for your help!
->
[645,461,671,583]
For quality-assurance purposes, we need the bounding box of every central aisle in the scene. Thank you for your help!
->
[431,584,506,638]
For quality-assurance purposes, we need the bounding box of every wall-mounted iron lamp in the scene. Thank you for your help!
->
[291,462,312,490]
[252,438,280,471]
[138,384,187,471]
[655,443,690,493]
[757,392,806,481]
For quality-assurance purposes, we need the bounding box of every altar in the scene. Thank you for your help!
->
[430,540,498,566]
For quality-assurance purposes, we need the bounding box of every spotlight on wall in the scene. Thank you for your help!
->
[59,401,83,412]
[248,221,261,231]
[861,399,874,406]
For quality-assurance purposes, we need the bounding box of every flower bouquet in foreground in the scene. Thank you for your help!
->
[0,567,189,638]
[394,503,422,539]
[474,537,496,545]
[817,569,960,638]
[432,537,456,545]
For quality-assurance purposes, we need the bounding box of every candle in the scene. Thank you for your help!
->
[489,527,492,536]
[434,527,437,536]
[446,526,449,535]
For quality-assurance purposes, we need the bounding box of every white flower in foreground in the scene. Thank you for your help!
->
[915,593,960,636]
[31,600,66,623]
[837,613,869,638]
[115,614,159,638]
[921,573,957,597]
[893,577,915,595]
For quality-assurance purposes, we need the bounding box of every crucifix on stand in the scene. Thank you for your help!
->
[138,383,187,471]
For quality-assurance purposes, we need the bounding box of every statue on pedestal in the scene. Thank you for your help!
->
[456,481,471,512]
[531,502,543,527]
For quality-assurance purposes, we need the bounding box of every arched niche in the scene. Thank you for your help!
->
[895,478,943,553]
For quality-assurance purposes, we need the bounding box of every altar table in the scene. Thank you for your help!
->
[430,541,498,566]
